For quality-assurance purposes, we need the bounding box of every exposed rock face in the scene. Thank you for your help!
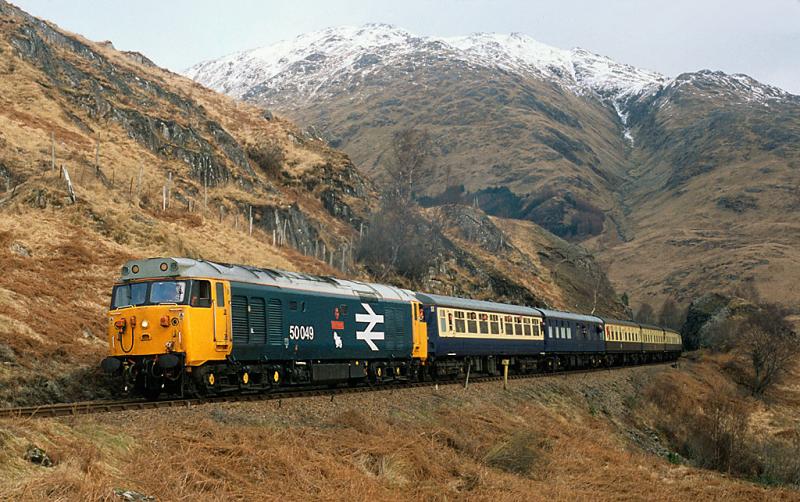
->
[0,162,13,192]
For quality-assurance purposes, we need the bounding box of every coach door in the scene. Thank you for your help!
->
[212,281,231,351]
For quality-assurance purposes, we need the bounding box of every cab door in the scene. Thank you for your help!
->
[212,281,231,352]
[411,301,428,360]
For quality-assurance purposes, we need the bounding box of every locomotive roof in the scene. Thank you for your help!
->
[117,258,419,303]
[414,292,541,316]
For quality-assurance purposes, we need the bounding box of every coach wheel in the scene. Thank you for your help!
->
[272,370,281,385]
[241,372,250,386]
[207,372,216,387]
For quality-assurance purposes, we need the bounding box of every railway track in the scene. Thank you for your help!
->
[0,361,674,420]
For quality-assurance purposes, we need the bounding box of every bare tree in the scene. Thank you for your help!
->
[737,304,799,396]
[635,302,656,324]
[383,128,433,205]
[356,128,440,281]
[658,298,684,330]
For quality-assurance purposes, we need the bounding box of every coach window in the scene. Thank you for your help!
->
[503,316,513,335]
[532,319,541,337]
[454,311,466,333]
[479,313,489,334]
[467,312,478,334]
[448,312,454,332]
[510,317,520,336]
[523,318,532,336]
[190,280,212,307]
[490,314,500,335]
[440,314,448,335]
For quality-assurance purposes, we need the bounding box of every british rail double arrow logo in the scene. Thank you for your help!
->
[356,303,384,351]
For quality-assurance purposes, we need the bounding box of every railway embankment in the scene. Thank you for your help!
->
[1,358,797,500]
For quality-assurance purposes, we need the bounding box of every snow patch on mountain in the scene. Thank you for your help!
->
[184,24,666,115]
[666,70,792,104]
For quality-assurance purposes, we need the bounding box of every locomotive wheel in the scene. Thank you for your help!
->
[194,369,218,396]
[143,382,162,401]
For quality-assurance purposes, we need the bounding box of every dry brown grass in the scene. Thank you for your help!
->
[1,365,796,501]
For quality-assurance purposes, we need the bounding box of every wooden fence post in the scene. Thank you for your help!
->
[61,165,75,203]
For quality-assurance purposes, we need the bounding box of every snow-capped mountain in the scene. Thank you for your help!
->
[185,24,667,113]
[185,23,800,310]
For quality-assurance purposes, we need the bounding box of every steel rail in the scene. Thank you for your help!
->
[0,361,675,420]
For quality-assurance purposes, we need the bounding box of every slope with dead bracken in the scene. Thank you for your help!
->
[0,2,623,406]
[2,362,798,500]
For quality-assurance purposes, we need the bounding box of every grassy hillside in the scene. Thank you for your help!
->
[593,72,800,308]
[0,1,625,406]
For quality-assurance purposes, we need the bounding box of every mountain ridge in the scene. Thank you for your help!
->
[186,23,800,309]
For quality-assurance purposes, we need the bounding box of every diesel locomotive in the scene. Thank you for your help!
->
[101,258,682,399]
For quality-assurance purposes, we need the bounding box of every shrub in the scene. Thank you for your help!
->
[246,142,285,178]
[483,431,543,476]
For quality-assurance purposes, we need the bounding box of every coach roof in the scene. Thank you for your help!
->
[537,308,604,324]
[415,292,541,317]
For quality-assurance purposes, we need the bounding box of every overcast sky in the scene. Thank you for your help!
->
[12,0,800,94]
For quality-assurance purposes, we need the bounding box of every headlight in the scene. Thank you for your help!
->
[141,320,149,329]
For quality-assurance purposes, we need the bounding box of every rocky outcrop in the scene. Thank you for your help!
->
[438,205,511,254]
[5,2,254,186]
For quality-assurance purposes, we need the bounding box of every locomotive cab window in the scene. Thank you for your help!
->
[111,282,148,309]
[190,280,211,308]
[150,280,188,304]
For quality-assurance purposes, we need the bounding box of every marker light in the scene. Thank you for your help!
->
[160,262,168,271]
[141,320,149,329]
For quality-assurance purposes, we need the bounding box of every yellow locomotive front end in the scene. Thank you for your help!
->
[101,258,231,399]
